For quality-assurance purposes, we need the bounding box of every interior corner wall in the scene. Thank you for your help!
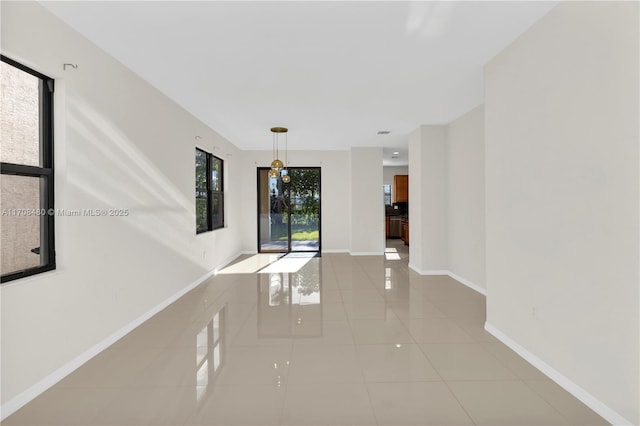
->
[484,1,639,424]
[408,125,447,273]
[239,150,350,253]
[408,127,424,272]
[350,147,384,255]
[446,106,486,290]
[0,1,243,413]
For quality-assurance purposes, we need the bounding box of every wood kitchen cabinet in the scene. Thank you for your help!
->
[393,175,408,203]
[401,217,409,245]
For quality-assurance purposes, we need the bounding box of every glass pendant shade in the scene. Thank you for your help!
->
[270,127,288,179]
[270,159,284,171]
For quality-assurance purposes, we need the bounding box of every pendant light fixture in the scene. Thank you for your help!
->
[270,126,290,182]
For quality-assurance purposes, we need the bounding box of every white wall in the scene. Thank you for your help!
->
[447,106,486,290]
[239,150,350,253]
[0,1,244,414]
[408,127,424,270]
[408,126,448,273]
[485,2,638,424]
[350,147,384,255]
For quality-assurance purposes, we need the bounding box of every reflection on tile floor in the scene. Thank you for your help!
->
[4,240,609,425]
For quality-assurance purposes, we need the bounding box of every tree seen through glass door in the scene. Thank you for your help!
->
[258,167,320,253]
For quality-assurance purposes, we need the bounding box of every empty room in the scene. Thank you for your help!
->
[1,1,638,425]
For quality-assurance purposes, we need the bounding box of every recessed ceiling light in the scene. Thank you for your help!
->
[393,151,399,155]
[377,130,391,135]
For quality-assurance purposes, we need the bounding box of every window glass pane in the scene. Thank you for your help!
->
[211,192,223,229]
[196,195,208,232]
[195,150,207,189]
[0,175,44,274]
[211,157,221,191]
[0,61,41,166]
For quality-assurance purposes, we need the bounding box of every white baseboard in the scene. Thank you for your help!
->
[422,269,450,275]
[349,251,383,256]
[321,249,349,254]
[408,263,447,275]
[407,263,422,274]
[447,271,487,296]
[407,265,486,297]
[484,322,633,426]
[0,252,242,421]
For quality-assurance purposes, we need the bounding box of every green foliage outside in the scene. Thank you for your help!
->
[269,168,320,242]
[195,150,208,231]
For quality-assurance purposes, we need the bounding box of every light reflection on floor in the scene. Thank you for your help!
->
[3,240,607,426]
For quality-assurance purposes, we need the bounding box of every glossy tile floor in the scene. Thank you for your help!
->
[4,240,608,425]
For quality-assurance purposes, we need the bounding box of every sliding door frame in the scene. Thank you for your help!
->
[256,167,321,254]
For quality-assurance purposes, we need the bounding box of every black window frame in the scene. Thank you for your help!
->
[195,148,224,233]
[1,55,56,283]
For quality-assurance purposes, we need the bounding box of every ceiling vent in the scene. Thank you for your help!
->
[377,130,391,135]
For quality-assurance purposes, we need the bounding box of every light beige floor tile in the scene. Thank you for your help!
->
[420,343,518,380]
[319,289,343,302]
[218,302,257,326]
[349,318,414,344]
[292,320,355,346]
[126,346,211,387]
[223,283,260,304]
[380,284,412,302]
[55,347,135,388]
[92,386,196,425]
[420,278,476,302]
[7,250,600,426]
[293,303,323,323]
[185,384,285,425]
[288,344,364,383]
[344,300,397,320]
[451,317,499,342]
[356,343,441,382]
[391,298,448,320]
[317,277,339,290]
[431,296,487,320]
[448,380,570,425]
[216,345,292,385]
[341,288,385,302]
[320,302,349,321]
[1,387,110,425]
[405,317,476,343]
[58,346,197,388]
[525,379,609,425]
[367,381,474,425]
[481,341,548,380]
[281,383,375,425]
[226,313,296,347]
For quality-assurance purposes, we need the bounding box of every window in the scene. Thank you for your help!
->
[1,56,55,283]
[383,184,391,206]
[195,148,224,233]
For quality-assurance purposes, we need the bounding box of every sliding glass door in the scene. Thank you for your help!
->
[257,167,321,253]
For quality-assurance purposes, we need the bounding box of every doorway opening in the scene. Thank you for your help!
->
[257,167,321,253]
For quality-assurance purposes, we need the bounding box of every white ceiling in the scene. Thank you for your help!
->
[41,1,557,165]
